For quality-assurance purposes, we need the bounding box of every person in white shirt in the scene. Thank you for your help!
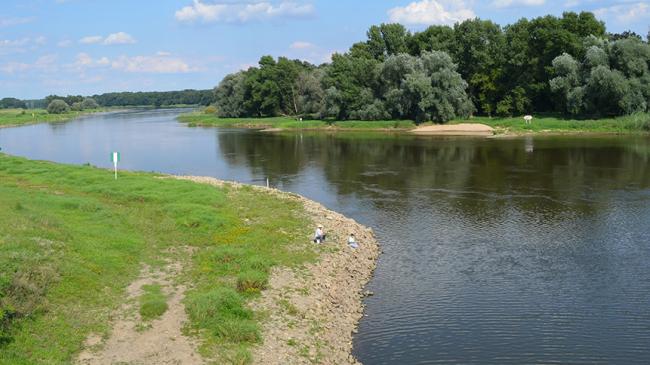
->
[313,224,326,244]
[348,233,358,249]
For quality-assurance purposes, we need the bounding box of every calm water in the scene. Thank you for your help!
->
[2,109,650,364]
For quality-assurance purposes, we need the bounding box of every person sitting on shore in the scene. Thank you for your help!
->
[348,233,358,249]
[313,224,326,244]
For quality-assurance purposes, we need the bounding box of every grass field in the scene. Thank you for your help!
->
[0,154,317,364]
[0,109,105,128]
[180,111,650,135]
[178,113,416,130]
[452,113,650,134]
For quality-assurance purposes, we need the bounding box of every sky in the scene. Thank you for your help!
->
[1,0,648,99]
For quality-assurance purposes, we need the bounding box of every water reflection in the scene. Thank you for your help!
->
[215,130,650,364]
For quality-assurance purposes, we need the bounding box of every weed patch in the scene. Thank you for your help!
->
[139,284,168,321]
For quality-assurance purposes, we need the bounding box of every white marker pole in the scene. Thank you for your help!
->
[112,152,120,180]
[266,177,269,188]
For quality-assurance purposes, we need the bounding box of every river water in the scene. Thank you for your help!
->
[2,109,650,364]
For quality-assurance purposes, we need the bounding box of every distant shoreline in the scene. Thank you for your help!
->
[177,112,650,136]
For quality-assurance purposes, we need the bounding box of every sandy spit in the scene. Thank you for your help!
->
[410,123,494,136]
[175,176,381,365]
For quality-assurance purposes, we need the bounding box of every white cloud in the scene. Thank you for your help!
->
[72,53,111,70]
[1,54,58,74]
[79,35,103,44]
[156,51,172,56]
[0,37,46,55]
[594,2,649,24]
[111,55,194,73]
[492,0,545,8]
[79,32,136,45]
[0,16,34,28]
[388,0,475,26]
[0,38,31,47]
[175,0,314,23]
[290,41,314,49]
[563,0,580,7]
[103,32,136,45]
[58,39,73,47]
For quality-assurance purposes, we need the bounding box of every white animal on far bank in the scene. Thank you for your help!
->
[524,115,533,125]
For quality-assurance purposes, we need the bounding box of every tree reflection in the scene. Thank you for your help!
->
[217,132,650,223]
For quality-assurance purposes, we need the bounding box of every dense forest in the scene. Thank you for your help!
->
[214,12,650,122]
[0,90,215,110]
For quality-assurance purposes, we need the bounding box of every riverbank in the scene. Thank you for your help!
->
[0,154,378,364]
[178,112,650,136]
[178,113,415,131]
[452,113,650,135]
[0,108,107,128]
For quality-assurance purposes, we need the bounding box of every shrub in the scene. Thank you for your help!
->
[204,105,217,114]
[46,99,70,114]
[236,270,267,294]
[70,102,83,111]
[81,97,99,109]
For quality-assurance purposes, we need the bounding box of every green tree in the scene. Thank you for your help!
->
[452,19,505,116]
[0,97,26,109]
[366,23,410,60]
[81,97,99,109]
[47,99,70,114]
[407,25,455,56]
[380,52,474,122]
[214,72,247,117]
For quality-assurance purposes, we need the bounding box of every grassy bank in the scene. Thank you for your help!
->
[180,111,650,135]
[452,113,650,134]
[0,154,317,364]
[178,113,416,130]
[0,109,105,128]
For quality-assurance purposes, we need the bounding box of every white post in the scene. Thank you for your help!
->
[112,152,119,180]
[266,178,269,188]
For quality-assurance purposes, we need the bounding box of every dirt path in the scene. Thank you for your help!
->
[410,123,494,136]
[77,261,204,365]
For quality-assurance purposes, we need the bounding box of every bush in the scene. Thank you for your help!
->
[81,97,99,109]
[236,270,267,294]
[70,102,83,111]
[46,99,70,114]
[204,105,217,114]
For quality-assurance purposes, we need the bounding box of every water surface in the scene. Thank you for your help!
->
[2,109,650,364]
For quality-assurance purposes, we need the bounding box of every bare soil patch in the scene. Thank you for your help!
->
[77,261,204,365]
[411,123,494,136]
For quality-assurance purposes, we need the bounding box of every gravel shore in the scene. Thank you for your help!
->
[175,176,380,365]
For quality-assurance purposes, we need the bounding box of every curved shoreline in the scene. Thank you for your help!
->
[174,176,380,364]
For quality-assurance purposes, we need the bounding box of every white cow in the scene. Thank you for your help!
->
[524,115,533,125]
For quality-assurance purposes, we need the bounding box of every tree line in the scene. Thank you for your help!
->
[214,12,650,122]
[1,89,215,111]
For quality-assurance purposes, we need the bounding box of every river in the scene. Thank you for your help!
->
[2,109,650,364]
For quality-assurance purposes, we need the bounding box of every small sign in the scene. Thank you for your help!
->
[111,152,120,179]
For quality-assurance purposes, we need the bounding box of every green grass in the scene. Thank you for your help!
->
[139,285,168,321]
[180,111,650,134]
[0,109,105,128]
[178,113,416,131]
[0,154,318,364]
[451,113,650,134]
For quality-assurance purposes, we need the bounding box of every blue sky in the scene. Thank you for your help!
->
[1,0,648,99]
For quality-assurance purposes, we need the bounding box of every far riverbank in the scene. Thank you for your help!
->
[178,111,650,136]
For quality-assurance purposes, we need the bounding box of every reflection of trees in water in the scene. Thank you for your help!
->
[217,132,650,220]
